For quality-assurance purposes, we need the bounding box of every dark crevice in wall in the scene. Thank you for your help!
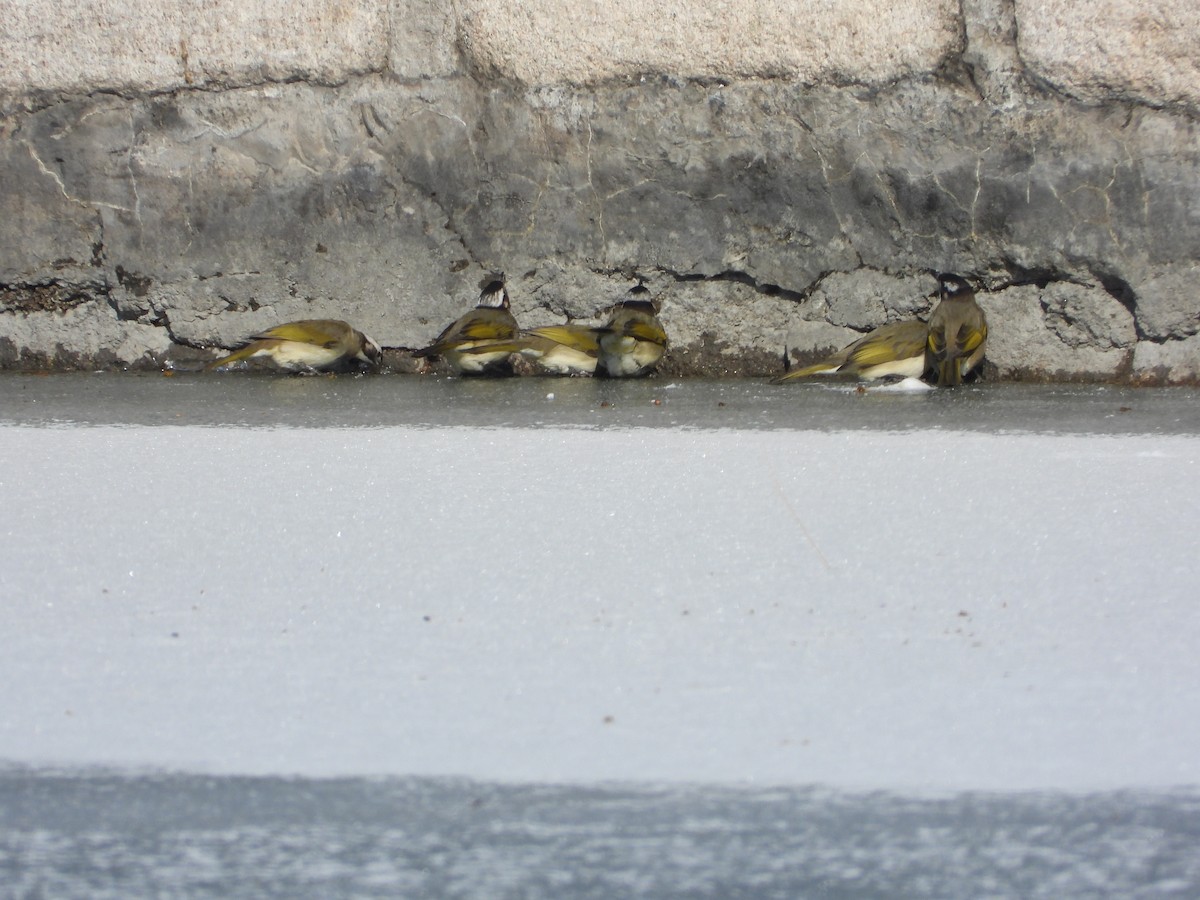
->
[1090,267,1142,339]
[994,260,1076,292]
[0,280,106,314]
[651,267,812,305]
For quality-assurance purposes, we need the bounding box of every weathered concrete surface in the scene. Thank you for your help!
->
[1,1,1199,381]
[1017,0,1200,110]
[0,1,390,99]
[457,0,961,85]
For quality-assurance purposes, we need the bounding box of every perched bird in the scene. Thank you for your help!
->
[772,320,929,383]
[596,285,669,377]
[206,319,381,372]
[412,278,521,375]
[926,273,988,387]
[517,324,601,375]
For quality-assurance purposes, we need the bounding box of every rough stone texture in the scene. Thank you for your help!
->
[1,1,1199,382]
[0,301,172,369]
[0,1,390,104]
[799,271,939,333]
[457,0,962,86]
[390,0,461,80]
[1132,333,1200,383]
[1017,0,1200,111]
[978,283,1135,381]
[1131,265,1200,341]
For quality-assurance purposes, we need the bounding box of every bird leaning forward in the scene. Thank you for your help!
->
[411,277,521,375]
[206,319,382,372]
[772,319,929,383]
[517,324,601,375]
[596,284,669,377]
[926,273,988,387]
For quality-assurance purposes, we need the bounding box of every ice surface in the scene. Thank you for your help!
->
[3,772,1198,898]
[1,376,1198,792]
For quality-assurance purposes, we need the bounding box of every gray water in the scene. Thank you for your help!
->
[2,770,1199,898]
[3,372,1198,434]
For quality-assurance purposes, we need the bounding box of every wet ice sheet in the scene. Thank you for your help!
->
[0,377,1198,790]
[3,372,1200,434]
[3,771,1198,898]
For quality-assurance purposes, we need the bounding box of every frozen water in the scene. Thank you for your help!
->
[1,375,1197,792]
[3,374,1199,895]
[2,770,1198,898]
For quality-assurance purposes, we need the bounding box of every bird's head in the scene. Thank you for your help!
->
[937,273,974,299]
[479,275,509,309]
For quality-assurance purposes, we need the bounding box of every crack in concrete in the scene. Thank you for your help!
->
[969,150,987,241]
[586,115,603,262]
[651,265,812,305]
[181,113,269,144]
[25,142,131,215]
[125,109,144,235]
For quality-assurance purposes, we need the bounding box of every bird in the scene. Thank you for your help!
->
[926,273,988,386]
[516,324,601,375]
[595,285,669,377]
[411,278,521,375]
[772,320,929,383]
[206,319,381,372]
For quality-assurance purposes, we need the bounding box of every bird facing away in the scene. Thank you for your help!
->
[206,319,382,372]
[517,324,601,375]
[925,274,988,387]
[596,285,669,377]
[412,278,521,375]
[772,319,930,383]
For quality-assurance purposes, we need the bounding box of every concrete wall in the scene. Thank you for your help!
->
[1,0,1198,381]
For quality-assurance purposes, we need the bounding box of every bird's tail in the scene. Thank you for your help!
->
[770,362,838,383]
[936,358,963,387]
[205,345,258,371]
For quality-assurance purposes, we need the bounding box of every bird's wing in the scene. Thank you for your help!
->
[848,323,927,369]
[610,317,667,345]
[456,339,527,356]
[254,320,345,348]
[957,320,987,353]
[525,325,601,353]
[459,318,515,342]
